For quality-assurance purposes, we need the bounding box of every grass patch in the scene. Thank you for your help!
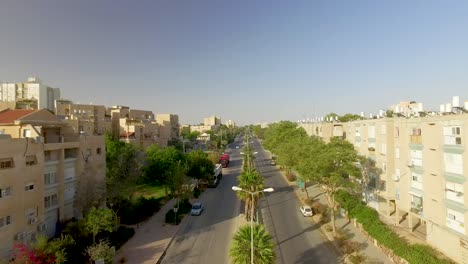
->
[133,184,166,200]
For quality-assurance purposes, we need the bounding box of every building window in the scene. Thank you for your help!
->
[446,182,464,204]
[410,150,423,167]
[380,125,386,135]
[444,153,463,175]
[368,126,376,138]
[380,143,387,154]
[0,187,12,198]
[0,216,12,228]
[443,126,462,145]
[410,128,422,144]
[44,194,58,209]
[44,172,57,185]
[395,147,400,159]
[23,129,31,138]
[0,158,14,169]
[24,183,34,191]
[25,155,37,166]
[447,208,465,234]
[411,172,423,190]
[96,148,101,155]
[394,127,399,138]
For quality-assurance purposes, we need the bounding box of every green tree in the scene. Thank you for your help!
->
[84,207,118,243]
[237,170,264,221]
[339,113,364,122]
[144,145,184,195]
[105,134,142,208]
[300,138,361,235]
[186,150,214,182]
[295,136,327,199]
[230,224,275,264]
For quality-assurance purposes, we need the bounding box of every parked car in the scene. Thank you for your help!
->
[191,202,204,216]
[300,206,313,217]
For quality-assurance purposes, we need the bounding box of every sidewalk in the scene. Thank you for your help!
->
[273,166,393,264]
[301,184,393,264]
[113,199,181,264]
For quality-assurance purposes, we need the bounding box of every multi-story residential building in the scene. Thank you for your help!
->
[55,99,112,135]
[156,114,179,147]
[299,113,468,263]
[190,125,215,134]
[0,109,105,260]
[0,77,60,111]
[225,119,236,128]
[204,116,221,126]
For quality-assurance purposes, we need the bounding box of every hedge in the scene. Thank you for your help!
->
[334,190,452,264]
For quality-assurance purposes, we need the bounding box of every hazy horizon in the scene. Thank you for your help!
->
[1,1,468,125]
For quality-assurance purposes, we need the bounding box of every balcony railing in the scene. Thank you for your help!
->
[410,135,422,144]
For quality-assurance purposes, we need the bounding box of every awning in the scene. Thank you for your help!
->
[408,191,423,198]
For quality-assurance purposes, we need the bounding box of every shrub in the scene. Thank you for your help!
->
[193,187,201,198]
[349,253,367,264]
[334,190,453,264]
[107,226,135,250]
[119,197,162,225]
[165,210,182,225]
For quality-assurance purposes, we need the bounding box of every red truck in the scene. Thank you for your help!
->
[219,153,230,168]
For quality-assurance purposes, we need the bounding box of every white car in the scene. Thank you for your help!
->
[191,202,204,216]
[300,206,313,217]
[236,146,240,149]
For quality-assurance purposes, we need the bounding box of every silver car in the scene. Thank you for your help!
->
[191,202,204,216]
[300,206,313,217]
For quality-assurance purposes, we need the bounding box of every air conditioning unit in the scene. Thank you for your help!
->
[407,161,414,167]
[392,174,400,182]
[29,217,38,224]
[35,136,43,143]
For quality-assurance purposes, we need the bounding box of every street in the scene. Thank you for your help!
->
[162,137,340,264]
[252,138,340,264]
[161,144,242,264]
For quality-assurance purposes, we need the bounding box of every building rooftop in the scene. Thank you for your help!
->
[0,109,36,124]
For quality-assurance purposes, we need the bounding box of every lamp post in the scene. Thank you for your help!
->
[232,186,274,264]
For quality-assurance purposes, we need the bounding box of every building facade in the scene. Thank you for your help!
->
[203,116,221,126]
[0,109,105,260]
[156,114,179,147]
[299,113,468,263]
[0,77,60,111]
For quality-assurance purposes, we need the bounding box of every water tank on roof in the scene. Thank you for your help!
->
[453,96,460,108]
[446,103,452,113]
[440,104,445,113]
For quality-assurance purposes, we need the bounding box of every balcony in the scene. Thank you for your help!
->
[410,202,423,214]
[410,135,422,145]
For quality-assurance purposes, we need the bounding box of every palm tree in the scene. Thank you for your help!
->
[237,170,264,221]
[230,224,275,264]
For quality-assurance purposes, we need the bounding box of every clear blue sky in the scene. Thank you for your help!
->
[1,0,468,125]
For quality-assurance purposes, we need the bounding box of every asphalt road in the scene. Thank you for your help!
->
[161,142,243,264]
[252,138,340,264]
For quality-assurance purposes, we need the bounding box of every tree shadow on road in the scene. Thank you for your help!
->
[294,240,341,264]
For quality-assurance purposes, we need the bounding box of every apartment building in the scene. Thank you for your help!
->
[55,99,112,135]
[225,119,236,128]
[190,125,215,134]
[300,113,468,263]
[0,109,105,260]
[156,114,179,147]
[203,116,221,126]
[109,106,159,149]
[0,77,60,111]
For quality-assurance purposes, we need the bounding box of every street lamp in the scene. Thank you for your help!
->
[232,186,274,264]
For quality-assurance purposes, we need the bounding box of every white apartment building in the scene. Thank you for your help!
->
[0,77,60,111]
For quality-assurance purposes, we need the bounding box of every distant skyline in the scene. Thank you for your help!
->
[1,1,468,125]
